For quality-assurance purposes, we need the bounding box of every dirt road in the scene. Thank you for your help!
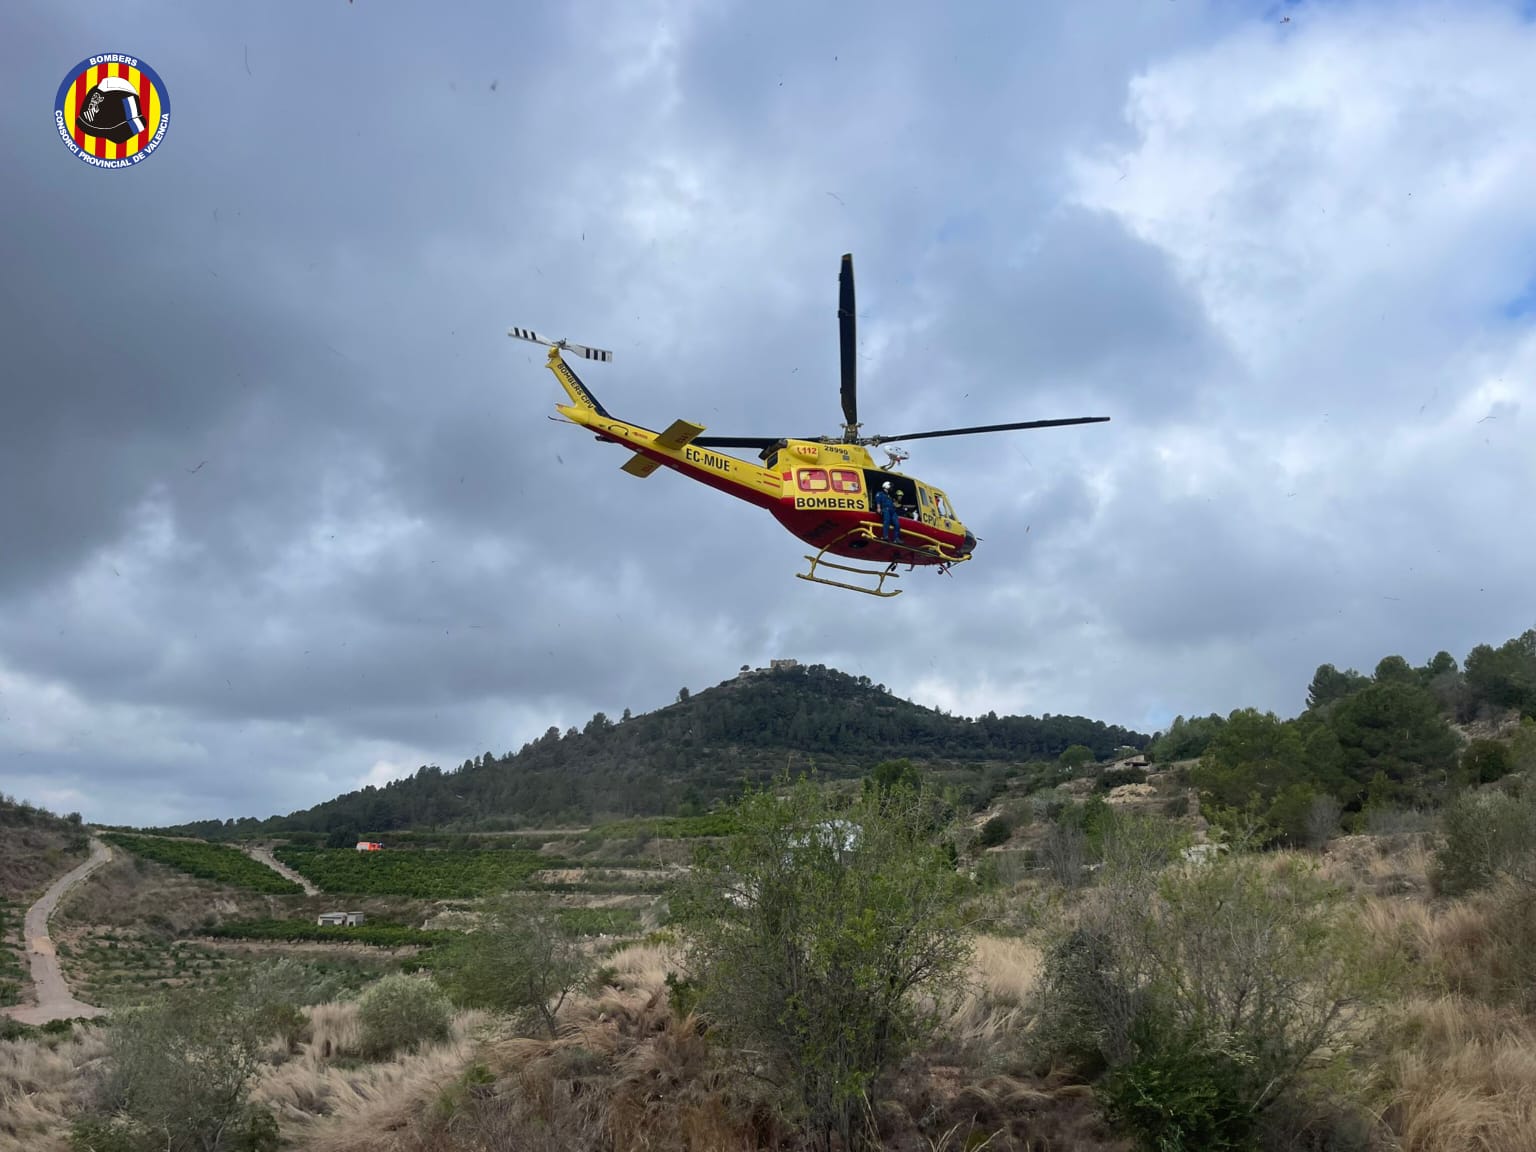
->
[3,837,112,1025]
[243,843,319,896]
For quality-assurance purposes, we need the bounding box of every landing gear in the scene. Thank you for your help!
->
[794,524,972,596]
[796,551,904,597]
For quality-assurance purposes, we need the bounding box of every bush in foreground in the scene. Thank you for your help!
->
[356,972,454,1059]
[1032,824,1383,1151]
[69,974,288,1152]
[431,892,594,1037]
[672,773,978,1151]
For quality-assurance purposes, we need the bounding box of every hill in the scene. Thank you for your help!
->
[147,662,1151,838]
[1,796,93,1013]
[0,796,91,902]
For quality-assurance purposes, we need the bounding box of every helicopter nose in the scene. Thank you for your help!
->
[962,530,977,554]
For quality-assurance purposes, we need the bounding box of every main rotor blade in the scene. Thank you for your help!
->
[839,254,857,429]
[865,416,1111,445]
[690,436,797,449]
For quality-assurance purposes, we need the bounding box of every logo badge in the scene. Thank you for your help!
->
[54,54,169,169]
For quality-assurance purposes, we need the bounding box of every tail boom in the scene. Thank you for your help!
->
[540,349,781,510]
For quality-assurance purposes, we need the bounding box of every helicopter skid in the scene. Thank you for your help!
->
[796,553,903,597]
[838,523,971,570]
[794,524,970,596]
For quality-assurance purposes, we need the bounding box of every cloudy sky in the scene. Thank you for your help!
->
[3,0,1534,827]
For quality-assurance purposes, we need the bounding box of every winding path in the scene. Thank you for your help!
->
[2,837,112,1025]
[243,843,320,896]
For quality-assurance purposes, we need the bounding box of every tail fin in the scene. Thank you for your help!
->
[546,350,611,416]
[507,328,613,416]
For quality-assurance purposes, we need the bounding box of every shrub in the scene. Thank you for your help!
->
[976,814,1013,848]
[355,972,453,1059]
[1303,792,1343,849]
[672,774,975,1150]
[72,977,287,1152]
[1100,1014,1258,1152]
[432,893,593,1036]
[1431,786,1536,895]
[1461,738,1513,785]
[1032,844,1379,1146]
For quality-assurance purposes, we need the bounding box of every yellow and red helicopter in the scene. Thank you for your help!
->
[510,254,1110,597]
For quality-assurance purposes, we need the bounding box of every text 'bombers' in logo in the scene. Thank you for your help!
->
[54,54,170,169]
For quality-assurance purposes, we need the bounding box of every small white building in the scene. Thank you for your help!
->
[317,911,367,927]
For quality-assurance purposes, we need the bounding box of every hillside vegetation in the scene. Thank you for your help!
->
[1149,627,1536,844]
[99,834,303,895]
[0,796,90,901]
[146,663,1150,838]
[6,625,1536,1150]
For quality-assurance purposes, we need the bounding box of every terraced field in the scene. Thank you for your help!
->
[101,833,303,894]
[8,819,700,1025]
[64,926,390,1009]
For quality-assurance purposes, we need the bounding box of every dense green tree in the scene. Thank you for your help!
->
[1463,630,1536,717]
[1423,650,1458,679]
[1190,708,1304,813]
[1329,682,1460,806]
[1149,713,1227,762]
[1059,744,1096,770]
[1305,663,1370,711]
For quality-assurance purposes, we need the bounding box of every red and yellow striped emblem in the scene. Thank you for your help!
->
[62,60,164,160]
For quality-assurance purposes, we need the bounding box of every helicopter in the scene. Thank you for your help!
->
[509,254,1110,597]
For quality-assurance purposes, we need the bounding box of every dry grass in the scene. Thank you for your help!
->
[1307,832,1536,1151]
[945,936,1041,1049]
[1318,832,1435,897]
[0,1026,106,1152]
[1380,996,1536,1152]
[600,939,679,996]
[255,1005,494,1151]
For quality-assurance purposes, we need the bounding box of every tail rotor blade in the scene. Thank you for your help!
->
[508,327,613,362]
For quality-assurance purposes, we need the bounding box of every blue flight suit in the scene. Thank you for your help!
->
[874,488,901,542]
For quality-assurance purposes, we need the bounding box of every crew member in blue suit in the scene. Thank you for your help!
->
[875,481,901,543]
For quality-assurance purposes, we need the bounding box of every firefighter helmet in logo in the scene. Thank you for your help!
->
[54,54,170,169]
